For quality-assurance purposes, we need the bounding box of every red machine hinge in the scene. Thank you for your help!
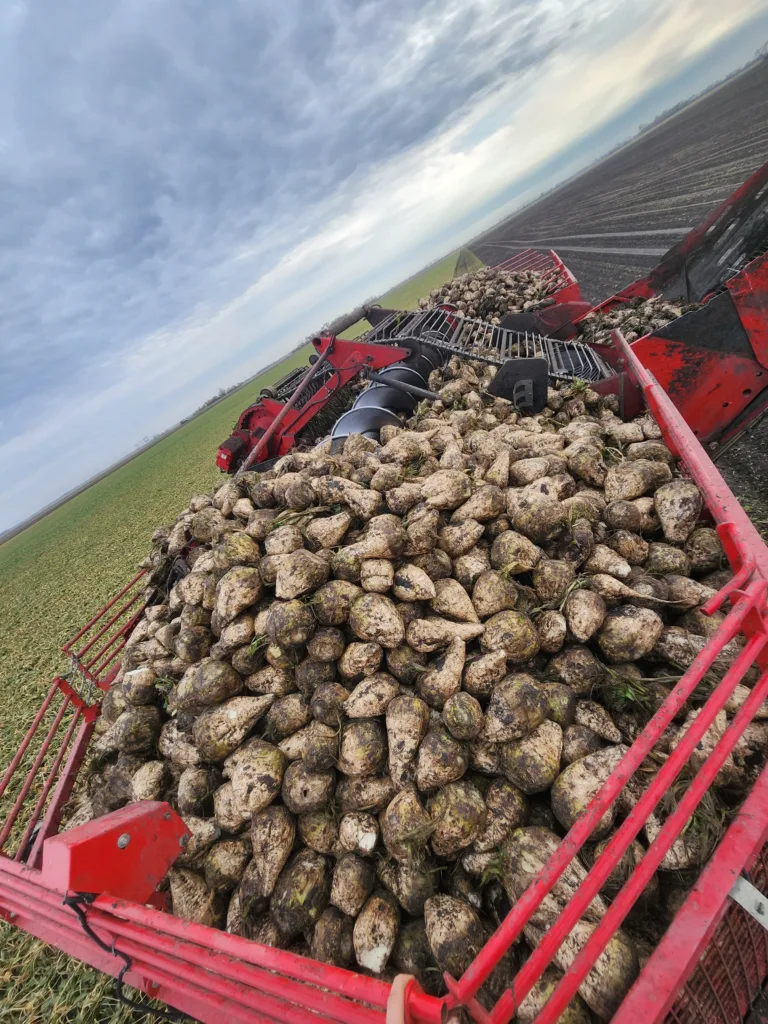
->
[42,802,189,904]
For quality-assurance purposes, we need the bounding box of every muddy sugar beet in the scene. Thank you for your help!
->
[74,334,757,1017]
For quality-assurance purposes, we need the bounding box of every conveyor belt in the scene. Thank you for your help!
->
[364,307,615,383]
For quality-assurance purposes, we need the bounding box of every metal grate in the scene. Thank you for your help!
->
[492,248,569,293]
[493,248,557,275]
[0,678,97,868]
[664,846,768,1024]
[62,570,149,690]
[363,307,615,383]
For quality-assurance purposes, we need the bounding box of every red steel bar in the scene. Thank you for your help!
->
[106,958,277,1024]
[28,715,97,870]
[75,589,144,660]
[406,986,445,1024]
[235,345,332,478]
[14,708,82,861]
[0,885,280,1024]
[0,866,407,1023]
[62,570,145,653]
[495,251,553,273]
[446,584,762,1005]
[536,665,768,1024]
[495,629,767,1021]
[84,610,143,670]
[701,529,755,614]
[98,663,122,689]
[99,895,393,1010]
[52,676,91,712]
[0,695,71,850]
[91,635,130,680]
[111,932,365,1024]
[98,917,384,1024]
[0,680,60,802]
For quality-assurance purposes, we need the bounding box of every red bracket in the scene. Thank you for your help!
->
[42,802,189,904]
[728,252,768,370]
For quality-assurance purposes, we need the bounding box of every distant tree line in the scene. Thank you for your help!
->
[193,382,246,416]
[300,295,379,347]
[476,50,768,231]
[638,49,768,132]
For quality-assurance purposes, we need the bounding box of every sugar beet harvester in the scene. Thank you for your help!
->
[3,162,768,1024]
[215,301,617,476]
[218,159,768,475]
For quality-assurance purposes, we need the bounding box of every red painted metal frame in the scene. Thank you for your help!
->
[729,254,768,370]
[62,569,148,689]
[493,248,583,304]
[549,251,583,304]
[439,329,768,1023]
[42,802,190,904]
[628,335,768,443]
[27,716,98,871]
[0,679,99,860]
[644,159,768,300]
[584,159,768,318]
[234,344,337,476]
[219,335,410,471]
[576,248,768,443]
[4,328,768,1022]
[613,767,768,1024]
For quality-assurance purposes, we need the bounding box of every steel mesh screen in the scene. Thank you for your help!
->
[666,846,768,1023]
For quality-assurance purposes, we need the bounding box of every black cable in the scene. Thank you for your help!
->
[63,894,192,1022]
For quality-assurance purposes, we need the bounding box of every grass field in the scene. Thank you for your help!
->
[0,248,479,1022]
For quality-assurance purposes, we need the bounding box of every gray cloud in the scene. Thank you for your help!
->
[0,0,758,530]
[1,1,553,419]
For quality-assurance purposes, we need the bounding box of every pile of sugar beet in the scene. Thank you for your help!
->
[576,296,701,347]
[418,265,568,321]
[68,357,768,1023]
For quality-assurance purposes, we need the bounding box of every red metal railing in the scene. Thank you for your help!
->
[61,570,148,689]
[493,248,583,304]
[3,329,768,1022]
[440,331,768,1022]
[0,678,99,868]
[494,248,556,276]
[615,768,768,1023]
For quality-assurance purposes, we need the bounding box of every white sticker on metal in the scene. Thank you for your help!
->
[730,875,768,931]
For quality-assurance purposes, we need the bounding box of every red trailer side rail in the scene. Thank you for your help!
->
[493,248,583,304]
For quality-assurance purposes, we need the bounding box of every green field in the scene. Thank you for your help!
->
[0,248,481,1022]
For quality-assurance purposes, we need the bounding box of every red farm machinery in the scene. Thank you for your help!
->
[4,162,768,1024]
[216,162,768,479]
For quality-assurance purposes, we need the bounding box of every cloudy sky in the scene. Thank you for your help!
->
[1,0,767,532]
